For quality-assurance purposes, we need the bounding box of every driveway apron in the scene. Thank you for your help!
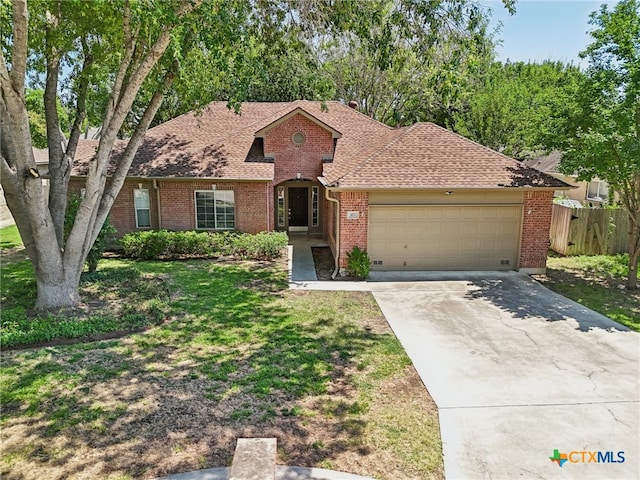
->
[372,272,639,480]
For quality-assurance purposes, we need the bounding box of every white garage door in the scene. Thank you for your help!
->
[368,205,522,270]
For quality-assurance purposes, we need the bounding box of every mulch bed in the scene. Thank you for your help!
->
[311,247,361,281]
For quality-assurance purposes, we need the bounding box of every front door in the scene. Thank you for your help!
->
[288,187,308,227]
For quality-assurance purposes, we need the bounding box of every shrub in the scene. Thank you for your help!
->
[347,246,371,279]
[120,230,170,259]
[230,231,288,260]
[120,230,288,261]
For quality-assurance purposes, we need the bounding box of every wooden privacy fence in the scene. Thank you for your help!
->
[550,204,629,255]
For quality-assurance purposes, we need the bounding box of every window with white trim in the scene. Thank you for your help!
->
[277,186,285,227]
[195,190,235,229]
[311,186,319,227]
[134,188,151,228]
[586,181,608,203]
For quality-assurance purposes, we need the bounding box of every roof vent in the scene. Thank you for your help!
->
[292,132,305,145]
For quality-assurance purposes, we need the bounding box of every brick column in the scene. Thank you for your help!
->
[338,191,369,269]
[519,190,554,274]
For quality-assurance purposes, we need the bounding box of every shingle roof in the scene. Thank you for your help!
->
[325,123,569,189]
[72,101,567,189]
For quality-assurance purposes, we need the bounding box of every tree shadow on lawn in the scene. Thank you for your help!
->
[464,274,631,333]
[0,261,389,479]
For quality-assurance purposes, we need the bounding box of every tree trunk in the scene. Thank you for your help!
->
[3,0,197,310]
[34,270,81,310]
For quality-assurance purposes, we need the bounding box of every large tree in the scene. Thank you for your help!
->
[1,0,262,309]
[558,0,639,289]
[321,0,510,127]
[453,61,583,159]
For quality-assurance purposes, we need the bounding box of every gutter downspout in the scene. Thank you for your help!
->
[324,186,340,279]
[153,179,162,229]
[266,183,270,231]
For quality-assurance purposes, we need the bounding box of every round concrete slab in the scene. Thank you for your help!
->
[155,466,374,480]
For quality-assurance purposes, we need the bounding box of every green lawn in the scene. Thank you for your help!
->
[539,253,639,331]
[0,225,22,249]
[0,256,443,480]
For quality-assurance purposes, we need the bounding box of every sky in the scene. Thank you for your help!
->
[482,0,620,68]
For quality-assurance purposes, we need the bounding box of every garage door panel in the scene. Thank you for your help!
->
[369,205,521,270]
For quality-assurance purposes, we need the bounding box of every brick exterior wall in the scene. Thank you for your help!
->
[264,114,334,185]
[70,178,269,237]
[519,190,554,273]
[264,113,335,235]
[337,191,369,269]
[157,181,268,233]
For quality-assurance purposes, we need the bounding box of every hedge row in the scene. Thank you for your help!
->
[120,230,288,260]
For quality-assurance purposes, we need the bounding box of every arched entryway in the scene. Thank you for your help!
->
[274,179,323,234]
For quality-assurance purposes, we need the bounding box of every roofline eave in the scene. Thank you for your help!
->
[315,184,569,192]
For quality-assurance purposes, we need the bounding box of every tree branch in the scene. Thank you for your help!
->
[93,68,177,247]
[10,0,28,93]
[104,0,137,130]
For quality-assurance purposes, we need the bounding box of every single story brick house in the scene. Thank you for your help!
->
[72,100,568,274]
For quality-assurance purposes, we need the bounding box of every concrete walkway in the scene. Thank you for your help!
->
[288,234,328,282]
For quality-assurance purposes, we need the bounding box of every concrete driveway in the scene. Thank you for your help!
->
[371,272,639,480]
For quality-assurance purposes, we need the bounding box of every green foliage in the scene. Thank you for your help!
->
[555,0,640,288]
[347,246,371,279]
[64,194,117,273]
[1,309,114,347]
[120,230,288,261]
[321,0,500,128]
[453,61,583,159]
[558,0,640,187]
[229,231,289,260]
[24,89,70,149]
[552,253,630,279]
[138,0,518,130]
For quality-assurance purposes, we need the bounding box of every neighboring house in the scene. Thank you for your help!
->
[523,151,611,205]
[1,148,49,227]
[71,101,569,274]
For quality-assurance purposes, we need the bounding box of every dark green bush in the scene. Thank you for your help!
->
[347,246,371,279]
[120,230,288,261]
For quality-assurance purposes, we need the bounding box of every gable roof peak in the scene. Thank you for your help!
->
[254,105,343,139]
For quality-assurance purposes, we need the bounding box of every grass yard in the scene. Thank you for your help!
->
[535,253,639,331]
[0,225,22,250]
[0,251,443,479]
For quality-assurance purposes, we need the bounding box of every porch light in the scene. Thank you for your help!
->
[296,173,302,180]
[445,191,453,195]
